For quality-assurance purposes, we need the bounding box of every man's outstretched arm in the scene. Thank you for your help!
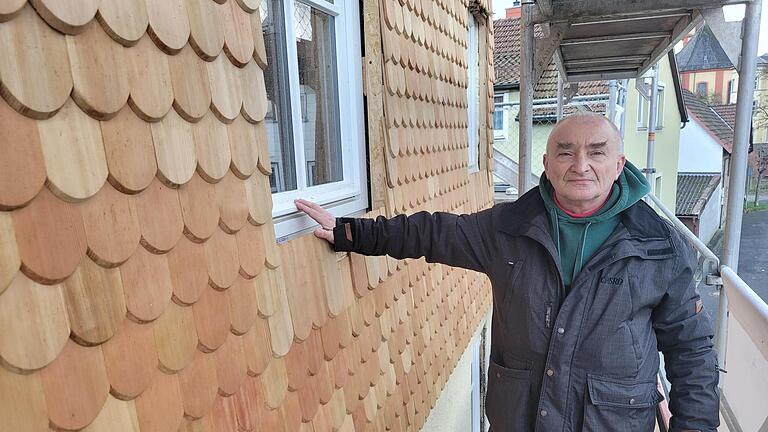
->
[294,199,496,274]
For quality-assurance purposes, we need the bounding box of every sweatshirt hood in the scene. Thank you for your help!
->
[539,160,650,223]
[538,160,650,288]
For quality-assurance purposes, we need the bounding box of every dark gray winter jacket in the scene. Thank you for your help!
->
[332,188,719,432]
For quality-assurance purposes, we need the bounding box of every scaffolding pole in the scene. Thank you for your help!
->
[607,80,618,123]
[644,64,660,199]
[717,0,763,370]
[556,72,564,121]
[519,2,535,194]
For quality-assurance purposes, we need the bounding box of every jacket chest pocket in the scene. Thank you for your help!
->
[582,374,663,432]
[496,257,526,310]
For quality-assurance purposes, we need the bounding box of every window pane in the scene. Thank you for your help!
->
[493,111,503,130]
[295,3,343,187]
[261,0,297,192]
[493,96,503,131]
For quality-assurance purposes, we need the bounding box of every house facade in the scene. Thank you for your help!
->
[622,55,687,209]
[0,1,494,431]
[676,90,734,243]
[677,25,768,144]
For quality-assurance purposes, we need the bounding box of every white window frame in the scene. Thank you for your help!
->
[654,173,663,198]
[493,93,508,140]
[467,13,480,173]
[636,81,665,131]
[269,0,368,241]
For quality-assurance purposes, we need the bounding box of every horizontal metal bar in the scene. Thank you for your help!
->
[494,94,611,108]
[570,12,691,26]
[564,55,649,66]
[567,70,641,81]
[531,0,749,24]
[562,32,671,45]
[720,266,768,361]
[569,64,646,73]
[646,193,720,267]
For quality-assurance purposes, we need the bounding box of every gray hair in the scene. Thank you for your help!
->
[547,112,623,152]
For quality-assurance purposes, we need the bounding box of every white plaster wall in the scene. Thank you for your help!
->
[422,311,491,432]
[697,183,722,244]
[678,121,724,174]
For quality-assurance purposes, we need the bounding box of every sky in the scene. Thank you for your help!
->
[490,2,768,56]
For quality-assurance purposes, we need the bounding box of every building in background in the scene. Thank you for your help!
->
[677,25,768,143]
[493,8,687,209]
[677,90,734,242]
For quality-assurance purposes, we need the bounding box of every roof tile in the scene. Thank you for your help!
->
[683,89,734,150]
[493,17,608,100]
[676,173,721,216]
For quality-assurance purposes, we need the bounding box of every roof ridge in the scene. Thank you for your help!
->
[709,105,734,132]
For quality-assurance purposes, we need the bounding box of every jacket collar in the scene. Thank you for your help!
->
[495,187,676,261]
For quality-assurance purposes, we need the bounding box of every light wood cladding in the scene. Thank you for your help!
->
[102,317,158,400]
[96,0,149,46]
[30,0,99,34]
[0,213,20,294]
[63,257,127,345]
[39,340,109,430]
[67,20,130,120]
[0,98,45,210]
[0,5,73,119]
[0,274,70,371]
[0,0,494,429]
[100,105,158,194]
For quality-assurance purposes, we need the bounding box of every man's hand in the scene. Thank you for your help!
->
[294,199,335,243]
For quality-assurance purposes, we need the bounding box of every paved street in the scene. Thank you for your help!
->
[737,209,768,303]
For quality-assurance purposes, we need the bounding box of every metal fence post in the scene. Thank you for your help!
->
[519,1,535,194]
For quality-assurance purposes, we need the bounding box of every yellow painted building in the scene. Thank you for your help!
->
[677,25,768,143]
[623,55,686,210]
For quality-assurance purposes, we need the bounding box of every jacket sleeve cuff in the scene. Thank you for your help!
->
[332,217,357,252]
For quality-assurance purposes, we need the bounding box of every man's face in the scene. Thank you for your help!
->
[543,116,626,212]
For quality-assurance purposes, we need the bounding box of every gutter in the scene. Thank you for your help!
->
[669,50,689,125]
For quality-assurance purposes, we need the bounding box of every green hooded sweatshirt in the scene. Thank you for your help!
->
[539,161,650,290]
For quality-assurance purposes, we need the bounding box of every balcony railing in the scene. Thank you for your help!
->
[648,193,768,432]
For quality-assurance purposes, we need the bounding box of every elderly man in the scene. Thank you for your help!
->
[295,113,719,432]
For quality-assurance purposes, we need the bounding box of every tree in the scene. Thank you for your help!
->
[751,66,768,132]
[753,146,768,205]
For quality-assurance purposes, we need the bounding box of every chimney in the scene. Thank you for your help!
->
[506,7,521,19]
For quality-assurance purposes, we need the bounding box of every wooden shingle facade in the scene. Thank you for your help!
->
[0,0,494,430]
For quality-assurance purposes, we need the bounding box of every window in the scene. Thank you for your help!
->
[696,81,708,97]
[637,81,665,130]
[467,13,480,172]
[727,79,736,104]
[493,94,507,140]
[261,0,367,239]
[472,324,488,432]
